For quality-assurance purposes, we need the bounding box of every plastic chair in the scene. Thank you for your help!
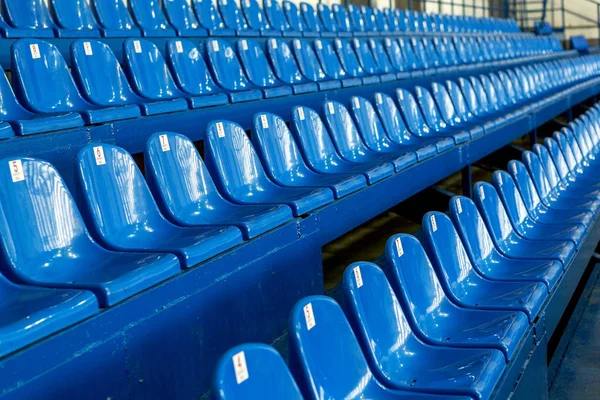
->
[317,3,346,37]
[283,1,316,37]
[300,2,330,36]
[331,4,353,35]
[266,38,317,94]
[204,120,334,216]
[129,0,176,37]
[50,0,101,37]
[218,0,258,36]
[334,39,380,85]
[163,0,208,37]
[242,0,279,36]
[352,38,395,82]
[291,39,341,90]
[430,82,485,138]
[368,39,400,81]
[2,0,56,37]
[91,0,141,37]
[192,0,235,36]
[263,0,300,37]
[313,39,361,87]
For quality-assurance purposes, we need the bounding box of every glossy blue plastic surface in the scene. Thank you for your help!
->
[242,0,278,36]
[291,39,340,90]
[252,112,366,199]
[369,39,397,77]
[163,0,208,37]
[288,296,473,400]
[50,0,101,37]
[300,2,323,35]
[342,262,505,399]
[352,39,393,82]
[205,38,263,103]
[414,86,472,142]
[213,343,303,400]
[347,5,366,33]
[3,0,56,37]
[430,82,484,138]
[384,234,530,362]
[236,39,292,98]
[314,39,360,87]
[11,39,138,124]
[266,38,317,94]
[282,1,310,35]
[128,0,176,37]
[192,0,234,36]
[334,39,379,84]
[77,144,243,268]
[218,0,256,35]
[0,157,181,306]
[91,0,141,37]
[144,132,292,239]
[317,3,339,34]
[332,3,353,34]
[263,0,298,36]
[204,120,333,216]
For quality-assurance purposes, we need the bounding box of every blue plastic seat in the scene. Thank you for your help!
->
[205,38,264,103]
[50,0,101,37]
[373,92,451,159]
[129,0,176,37]
[0,157,181,306]
[218,0,258,36]
[266,38,317,94]
[204,120,333,216]
[77,144,243,268]
[432,82,485,137]
[385,234,530,362]
[551,130,600,189]
[192,0,235,36]
[236,39,293,98]
[473,181,576,267]
[283,1,316,37]
[242,0,279,36]
[300,2,330,37]
[122,39,198,111]
[370,7,390,34]
[163,0,208,36]
[313,39,361,87]
[347,4,367,36]
[263,0,300,37]
[91,0,142,37]
[382,38,412,79]
[288,296,473,400]
[12,39,139,124]
[165,39,229,109]
[290,106,393,184]
[334,39,380,85]
[2,0,56,37]
[423,211,548,322]
[342,262,505,399]
[324,101,414,173]
[290,39,340,90]
[213,343,303,399]
[252,112,366,199]
[368,39,400,80]
[352,38,395,82]
[145,132,292,240]
[316,3,343,36]
[331,4,354,36]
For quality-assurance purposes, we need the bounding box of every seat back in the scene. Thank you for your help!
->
[11,39,90,114]
[317,3,337,33]
[300,2,321,33]
[373,92,414,145]
[167,40,220,96]
[163,0,202,32]
[473,182,514,244]
[77,144,167,244]
[206,38,254,92]
[213,344,303,400]
[331,4,352,33]
[123,39,183,101]
[314,39,347,79]
[492,170,531,229]
[92,0,139,34]
[71,39,138,107]
[3,0,56,30]
[522,150,554,201]
[397,38,422,70]
[533,143,563,189]
[372,8,389,32]
[352,39,381,75]
[444,80,473,120]
[267,38,304,85]
[288,296,384,399]
[430,82,462,125]
[360,6,378,32]
[263,0,291,32]
[193,0,227,31]
[553,131,581,171]
[383,38,408,72]
[422,38,443,67]
[0,157,96,283]
[218,0,251,30]
[323,101,369,160]
[396,88,430,136]
[129,0,175,34]
[291,39,328,83]
[51,0,100,31]
[507,160,544,213]
[457,77,482,116]
[0,65,33,120]
[347,4,365,32]
[144,132,225,224]
[237,39,280,88]
[414,86,446,130]
[242,0,272,31]
[468,77,492,113]
[409,38,430,69]
[480,74,505,108]
[334,39,366,78]
[350,96,394,152]
[282,1,305,32]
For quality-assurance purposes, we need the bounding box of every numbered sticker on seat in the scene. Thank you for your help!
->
[216,122,225,138]
[133,40,142,53]
[212,41,220,52]
[175,41,183,54]
[83,42,93,56]
[232,351,249,384]
[30,44,41,59]
[159,134,170,152]
[303,303,316,331]
[297,107,305,121]
[94,146,106,165]
[395,237,404,257]
[455,197,462,214]
[9,160,24,183]
[479,185,485,200]
[260,114,269,129]
[353,266,363,288]
[430,214,437,232]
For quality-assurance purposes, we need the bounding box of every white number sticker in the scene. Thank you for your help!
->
[241,40,248,51]
[479,185,485,200]
[222,0,227,5]
[353,97,360,109]
[328,102,335,115]
[385,38,391,46]
[430,214,437,232]
[216,122,225,138]
[395,237,404,257]
[83,42,93,56]
[303,303,316,330]
[297,107,305,121]
[353,266,363,288]
[260,114,269,129]
[353,39,360,47]
[93,146,106,166]
[232,351,249,384]
[159,134,170,152]
[497,173,503,186]
[270,39,278,49]
[375,93,383,104]
[455,197,462,214]
[294,40,301,49]
[133,40,142,53]
[212,40,220,52]
[9,160,24,183]
[335,39,342,48]
[175,41,183,53]
[316,40,323,50]
[30,44,40,59]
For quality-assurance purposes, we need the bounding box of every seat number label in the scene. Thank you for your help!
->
[455,198,462,214]
[94,146,106,166]
[353,266,363,288]
[83,42,93,56]
[497,173,503,185]
[216,122,225,138]
[353,97,360,109]
[9,160,24,183]
[395,237,404,257]
[270,39,277,49]
[303,303,316,330]
[30,44,40,59]
[159,134,170,152]
[479,185,485,200]
[430,214,437,231]
[232,351,249,384]
[297,107,305,120]
[294,40,301,49]
[375,93,382,104]
[316,40,322,50]
[260,114,269,129]
[175,41,183,53]
[328,102,335,114]
[212,41,219,52]
[241,40,248,51]
[133,40,142,53]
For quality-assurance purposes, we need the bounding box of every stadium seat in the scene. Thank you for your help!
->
[205,38,263,103]
[266,38,317,94]
[550,131,600,188]
[91,0,142,37]
[263,0,300,37]
[342,262,505,399]
[252,112,366,198]
[0,157,181,306]
[204,120,334,216]
[288,296,472,399]
[346,5,367,36]
[382,38,411,79]
[165,40,229,108]
[50,0,101,37]
[283,1,316,37]
[352,38,395,82]
[430,82,485,138]
[192,0,235,36]
[313,39,361,87]
[218,0,258,36]
[129,0,176,37]
[398,38,430,77]
[317,3,347,37]
[242,0,279,37]
[77,144,243,268]
[331,4,354,36]
[334,39,380,85]
[423,212,548,321]
[236,39,293,98]
[290,106,393,184]
[291,39,341,90]
[144,132,292,239]
[11,39,140,124]
[163,0,209,37]
[213,344,303,399]
[369,39,402,80]
[3,0,56,37]
[300,2,332,37]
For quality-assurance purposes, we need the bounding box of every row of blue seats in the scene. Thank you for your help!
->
[0,0,520,39]
[212,104,600,399]
[0,57,598,358]
[0,34,563,138]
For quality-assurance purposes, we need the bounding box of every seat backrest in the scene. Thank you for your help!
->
[347,4,365,32]
[300,2,321,33]
[414,86,445,130]
[383,38,407,72]
[11,39,90,114]
[383,8,398,31]
[77,144,167,243]
[282,1,305,32]
[4,0,56,30]
[331,4,352,33]
[288,296,385,399]
[350,96,394,152]
[92,0,139,34]
[480,74,506,107]
[192,0,227,31]
[334,39,366,78]
[397,38,422,70]
[553,131,581,171]
[237,39,280,88]
[373,92,414,145]
[534,143,564,187]
[267,38,304,85]
[521,151,554,201]
[206,38,254,91]
[444,80,473,120]
[71,39,139,107]
[323,100,368,160]
[396,88,429,135]
[468,77,492,113]
[316,3,337,33]
[163,0,202,32]
[473,182,514,244]
[204,120,273,201]
[359,6,377,32]
[430,82,462,125]
[0,65,34,120]
[507,160,543,213]
[457,78,481,115]
[409,38,430,69]
[492,170,531,229]
[129,0,175,34]
[123,39,183,101]
[51,0,100,31]
[372,8,388,31]
[263,0,291,32]
[144,132,226,224]
[242,0,272,31]
[213,343,303,400]
[291,39,327,83]
[0,157,97,283]
[167,40,220,96]
[314,39,347,80]
[357,39,387,75]
[218,0,250,30]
